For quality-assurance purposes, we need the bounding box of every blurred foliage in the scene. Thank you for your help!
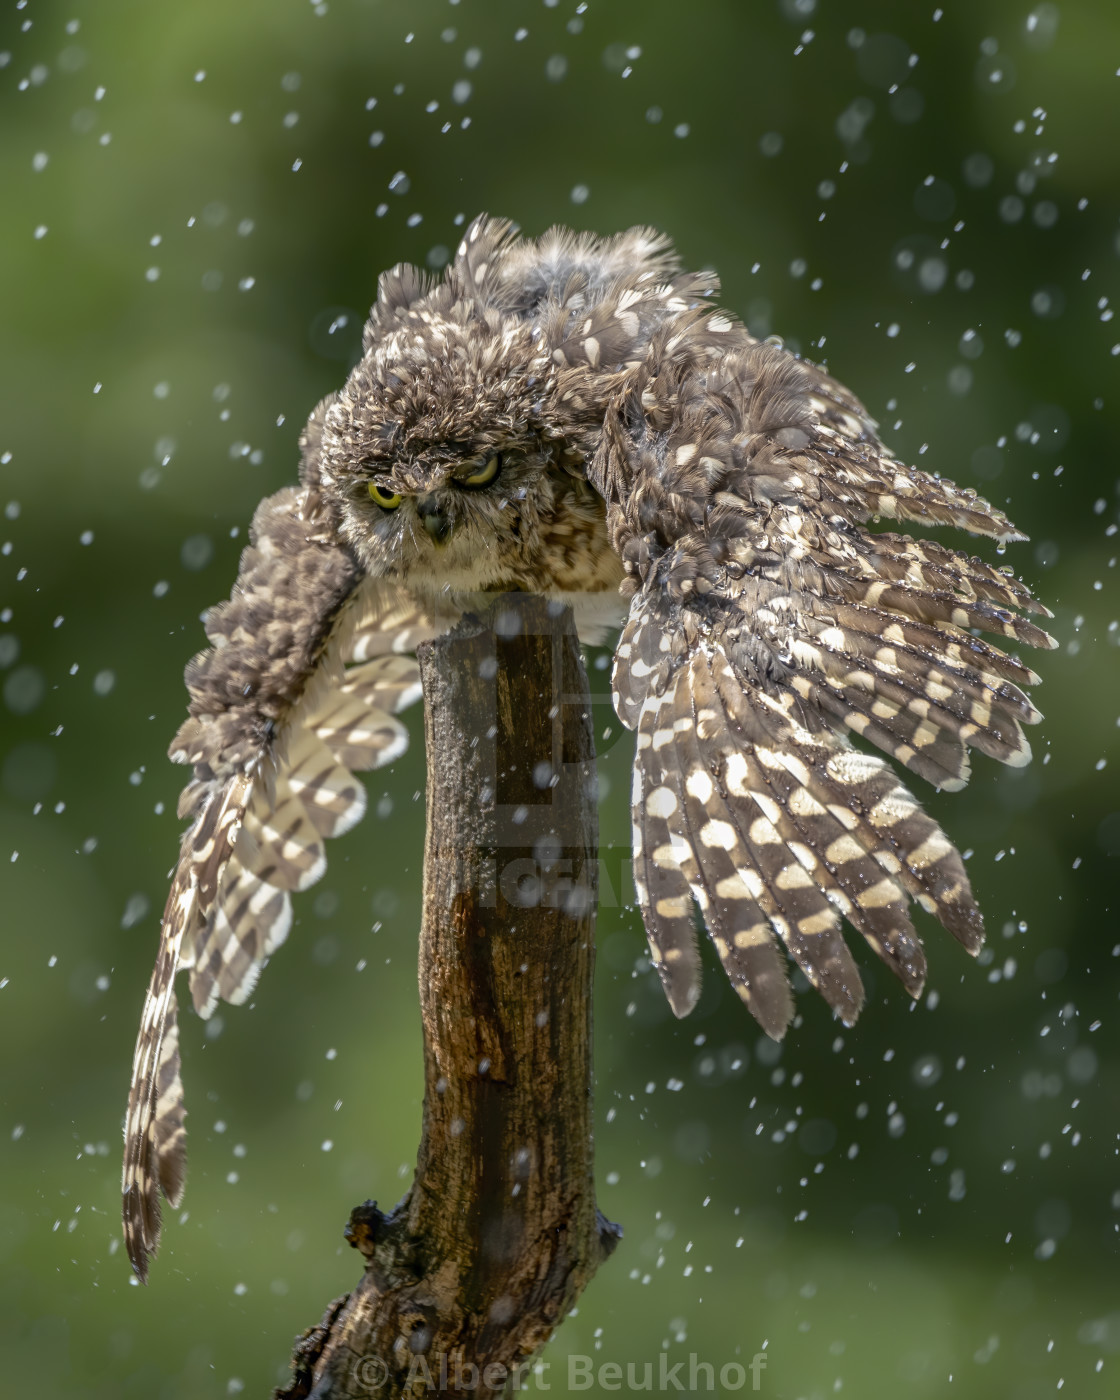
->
[1,0,1118,1397]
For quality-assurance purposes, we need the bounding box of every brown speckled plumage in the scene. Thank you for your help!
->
[123,215,1053,1280]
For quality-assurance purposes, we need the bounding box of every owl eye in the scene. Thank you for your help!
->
[368,481,403,510]
[459,454,502,489]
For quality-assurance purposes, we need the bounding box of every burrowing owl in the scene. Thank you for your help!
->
[123,215,1053,1279]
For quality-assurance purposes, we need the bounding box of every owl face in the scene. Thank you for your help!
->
[316,299,599,592]
[339,436,578,590]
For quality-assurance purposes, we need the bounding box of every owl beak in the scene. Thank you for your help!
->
[416,494,453,546]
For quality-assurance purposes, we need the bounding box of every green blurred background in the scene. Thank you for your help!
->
[1,1,1118,1396]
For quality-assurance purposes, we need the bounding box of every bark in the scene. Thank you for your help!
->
[276,595,618,1400]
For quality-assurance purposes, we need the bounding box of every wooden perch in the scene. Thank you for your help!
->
[276,595,619,1399]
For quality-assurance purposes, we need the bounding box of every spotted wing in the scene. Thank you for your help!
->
[121,484,444,1282]
[122,775,247,1276]
[604,331,1054,1035]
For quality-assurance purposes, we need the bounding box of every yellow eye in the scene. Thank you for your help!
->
[368,481,403,510]
[460,454,501,489]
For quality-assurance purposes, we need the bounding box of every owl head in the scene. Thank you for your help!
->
[311,215,720,586]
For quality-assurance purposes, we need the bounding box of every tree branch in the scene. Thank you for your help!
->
[276,595,618,1399]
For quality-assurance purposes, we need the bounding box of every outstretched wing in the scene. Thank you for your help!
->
[601,329,1054,1035]
[121,478,445,1282]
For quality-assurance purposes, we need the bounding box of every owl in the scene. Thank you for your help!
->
[122,215,1053,1280]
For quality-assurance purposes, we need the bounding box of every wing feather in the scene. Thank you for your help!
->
[667,651,799,1035]
[122,485,446,1281]
[122,774,247,1280]
[631,683,703,1016]
[694,649,870,1024]
[604,319,1051,1037]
